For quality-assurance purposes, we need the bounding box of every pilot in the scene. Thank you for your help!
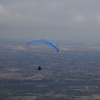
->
[38,66,41,70]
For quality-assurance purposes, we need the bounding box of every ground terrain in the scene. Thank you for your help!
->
[0,42,100,100]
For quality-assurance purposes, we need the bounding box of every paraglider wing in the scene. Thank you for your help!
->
[26,39,43,47]
[26,39,59,52]
[42,39,59,52]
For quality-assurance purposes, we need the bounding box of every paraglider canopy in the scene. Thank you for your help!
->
[26,39,59,52]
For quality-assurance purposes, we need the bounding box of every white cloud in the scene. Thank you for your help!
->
[96,15,100,23]
[0,4,10,16]
[74,14,87,23]
[0,3,46,28]
[5,1,38,9]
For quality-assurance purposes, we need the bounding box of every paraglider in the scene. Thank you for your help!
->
[26,39,59,70]
[38,66,41,70]
[26,39,59,52]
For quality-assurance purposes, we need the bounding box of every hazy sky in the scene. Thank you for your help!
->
[0,0,100,43]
